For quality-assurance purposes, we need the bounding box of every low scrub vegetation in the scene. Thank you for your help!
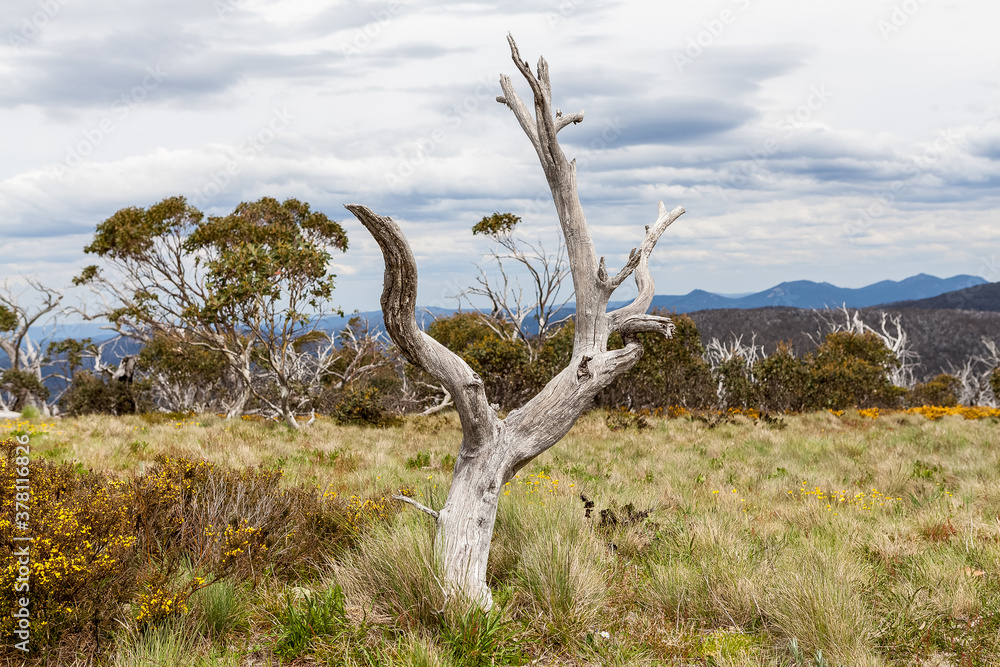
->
[2,407,998,665]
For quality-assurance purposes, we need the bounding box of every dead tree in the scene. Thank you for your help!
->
[345,35,684,608]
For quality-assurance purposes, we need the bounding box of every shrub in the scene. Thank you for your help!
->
[427,312,537,411]
[137,331,232,412]
[600,313,716,410]
[59,371,150,416]
[714,356,759,411]
[0,441,144,651]
[908,373,960,407]
[0,369,49,411]
[754,342,809,413]
[330,385,400,427]
[803,331,905,410]
[0,444,385,657]
[989,367,1000,401]
[604,407,650,432]
[19,405,40,420]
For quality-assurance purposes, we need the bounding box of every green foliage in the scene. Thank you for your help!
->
[911,459,944,481]
[427,313,538,410]
[85,196,203,262]
[715,356,758,410]
[472,212,521,238]
[989,367,1000,401]
[46,337,95,376]
[0,303,18,333]
[59,370,148,416]
[908,373,960,407]
[0,440,391,656]
[803,331,905,410]
[19,405,40,420]
[440,605,526,667]
[1,368,50,410]
[138,331,231,400]
[184,197,348,323]
[331,386,399,427]
[81,196,349,421]
[754,342,809,413]
[274,586,348,660]
[406,450,432,469]
[600,313,715,410]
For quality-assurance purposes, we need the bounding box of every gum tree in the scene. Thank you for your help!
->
[78,196,348,426]
[346,35,684,607]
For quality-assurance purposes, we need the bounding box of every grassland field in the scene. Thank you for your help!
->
[2,408,999,667]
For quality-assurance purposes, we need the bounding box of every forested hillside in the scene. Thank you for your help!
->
[688,306,1000,379]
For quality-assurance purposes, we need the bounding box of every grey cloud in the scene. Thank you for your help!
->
[564,97,757,148]
[0,31,344,111]
[687,44,812,95]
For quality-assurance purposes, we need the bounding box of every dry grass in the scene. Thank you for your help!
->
[3,408,999,665]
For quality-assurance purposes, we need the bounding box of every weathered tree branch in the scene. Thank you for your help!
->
[606,201,685,332]
[392,494,439,520]
[344,204,497,447]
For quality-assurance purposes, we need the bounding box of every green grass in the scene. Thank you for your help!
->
[5,409,999,665]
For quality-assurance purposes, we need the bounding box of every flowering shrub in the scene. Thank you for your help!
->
[0,439,142,649]
[0,444,395,657]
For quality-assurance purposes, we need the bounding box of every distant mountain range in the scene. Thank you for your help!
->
[37,273,993,343]
[628,273,987,313]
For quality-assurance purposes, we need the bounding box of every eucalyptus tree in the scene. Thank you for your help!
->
[346,35,685,608]
[77,196,348,425]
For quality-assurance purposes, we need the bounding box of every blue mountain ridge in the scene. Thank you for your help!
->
[35,274,988,344]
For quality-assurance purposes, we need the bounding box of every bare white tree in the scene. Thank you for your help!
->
[950,336,1000,406]
[0,279,64,415]
[345,35,683,608]
[457,217,572,358]
[704,334,765,407]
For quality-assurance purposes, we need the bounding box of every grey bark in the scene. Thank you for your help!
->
[345,34,685,608]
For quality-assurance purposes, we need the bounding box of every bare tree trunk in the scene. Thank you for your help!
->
[345,34,685,608]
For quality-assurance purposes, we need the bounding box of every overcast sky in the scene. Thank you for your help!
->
[1,0,998,315]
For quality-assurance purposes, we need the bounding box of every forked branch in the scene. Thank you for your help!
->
[607,201,685,331]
